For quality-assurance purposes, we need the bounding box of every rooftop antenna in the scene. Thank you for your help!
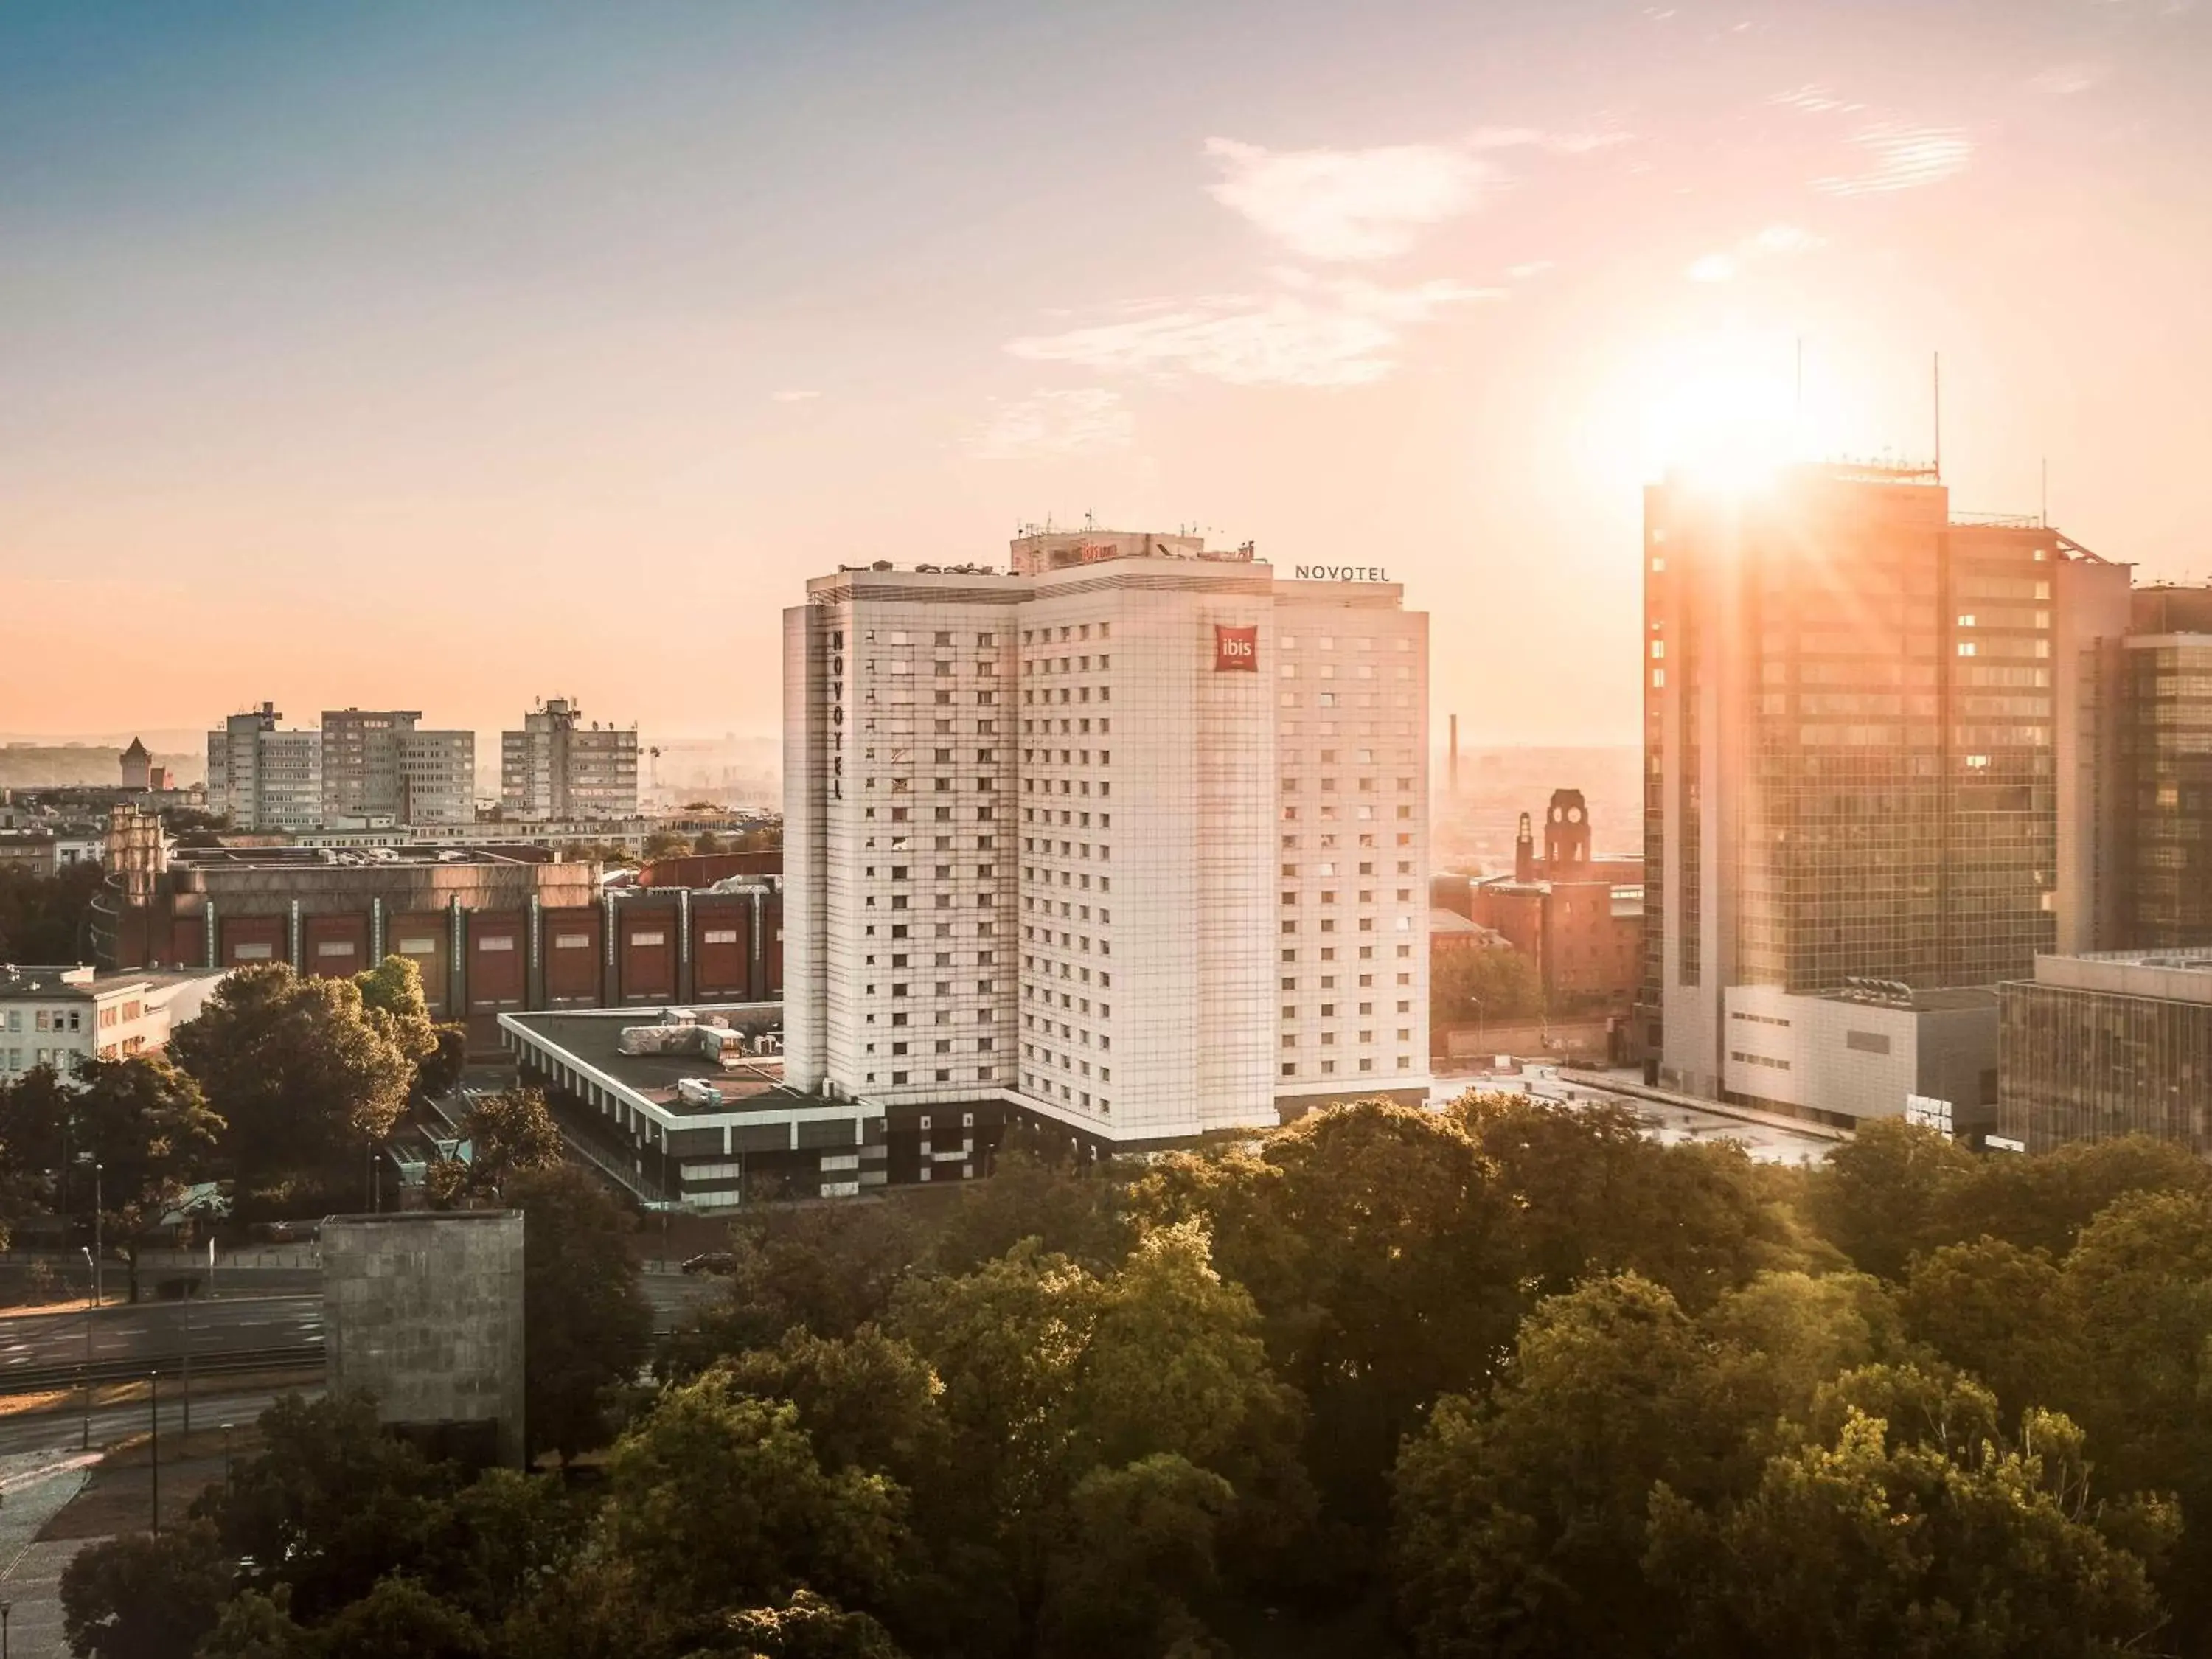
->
[1932,351,1942,481]
[2041,456,2049,529]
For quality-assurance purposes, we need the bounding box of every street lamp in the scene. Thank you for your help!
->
[4,1596,13,1659]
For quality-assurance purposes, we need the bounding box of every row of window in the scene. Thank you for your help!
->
[1279,693,1416,709]
[1026,655,1111,674]
[1279,664,1413,681]
[1280,1057,1413,1077]
[2,1006,83,1032]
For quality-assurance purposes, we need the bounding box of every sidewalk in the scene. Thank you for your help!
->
[0,1450,100,1659]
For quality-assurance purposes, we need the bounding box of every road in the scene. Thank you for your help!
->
[0,1384,319,1460]
[0,1294,322,1374]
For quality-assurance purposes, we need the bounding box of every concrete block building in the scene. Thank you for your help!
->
[323,1211,526,1468]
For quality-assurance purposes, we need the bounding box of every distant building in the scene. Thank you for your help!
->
[1999,950,2212,1155]
[782,530,1430,1155]
[0,963,229,1082]
[1429,908,1508,958]
[321,710,475,827]
[206,704,325,833]
[501,698,639,821]
[323,1211,526,1469]
[1641,463,2129,1107]
[0,832,58,879]
[1466,788,1644,1011]
[91,814,780,1049]
[119,739,151,792]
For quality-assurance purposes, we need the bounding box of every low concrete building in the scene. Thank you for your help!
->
[322,1211,526,1468]
[496,1005,931,1211]
[1719,981,2000,1135]
[2000,950,2212,1155]
[0,963,229,1082]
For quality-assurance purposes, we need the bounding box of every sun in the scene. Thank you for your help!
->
[1637,327,1809,490]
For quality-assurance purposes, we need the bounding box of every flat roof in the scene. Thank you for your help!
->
[178,844,550,868]
[502,1006,799,1117]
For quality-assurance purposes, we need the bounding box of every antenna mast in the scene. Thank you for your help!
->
[1932,351,1942,481]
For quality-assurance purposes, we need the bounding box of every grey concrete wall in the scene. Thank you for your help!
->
[322,1211,526,1468]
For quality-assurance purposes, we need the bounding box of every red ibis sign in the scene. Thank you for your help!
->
[1214,625,1259,672]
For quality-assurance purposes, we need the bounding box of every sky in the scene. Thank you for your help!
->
[5,0,2210,747]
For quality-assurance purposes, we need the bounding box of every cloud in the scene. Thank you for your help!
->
[771,389,821,403]
[1815,122,1973,195]
[1684,222,1823,282]
[1202,126,1625,262]
[1769,84,1868,115]
[2029,62,2106,94]
[1204,138,1492,262]
[1506,260,1554,280]
[966,389,1135,461]
[1006,275,1500,389]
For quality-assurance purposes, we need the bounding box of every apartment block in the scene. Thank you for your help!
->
[784,530,1428,1155]
[207,703,324,832]
[321,709,475,827]
[500,698,639,821]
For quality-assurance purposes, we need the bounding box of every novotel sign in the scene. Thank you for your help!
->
[1294,565,1391,582]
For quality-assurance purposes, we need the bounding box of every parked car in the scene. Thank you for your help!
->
[681,1250,736,1276]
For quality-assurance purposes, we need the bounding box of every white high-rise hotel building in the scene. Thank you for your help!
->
[785,529,1430,1149]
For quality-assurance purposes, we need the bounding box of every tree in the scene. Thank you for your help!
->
[60,1520,231,1659]
[1647,1387,2175,1658]
[167,964,414,1209]
[204,1391,457,1623]
[596,1378,908,1629]
[70,1055,226,1299]
[453,1087,563,1200]
[1801,1118,1978,1281]
[696,1591,909,1659]
[353,954,465,1097]
[1034,1455,1235,1659]
[1429,944,1543,1032]
[1457,1092,1809,1312]
[1938,1134,2212,1261]
[506,1165,654,1462]
[643,830,691,861]
[1901,1238,2081,1421]
[0,860,103,961]
[1130,1103,1520,1546]
[1392,1274,1762,1659]
[693,830,725,855]
[310,1575,489,1659]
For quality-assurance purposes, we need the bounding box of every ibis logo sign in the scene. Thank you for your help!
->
[1214,625,1259,672]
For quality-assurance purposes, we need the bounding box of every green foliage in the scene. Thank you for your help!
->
[52,1096,2212,1659]
[60,1520,230,1659]
[1648,1386,2175,1659]
[202,1391,458,1623]
[597,1378,908,1628]
[0,859,103,961]
[167,964,414,1208]
[1428,944,1544,1030]
[442,1086,564,1203]
[1803,1117,1980,1281]
[507,1165,655,1463]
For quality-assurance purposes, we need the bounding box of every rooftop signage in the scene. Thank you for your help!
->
[1294,565,1391,582]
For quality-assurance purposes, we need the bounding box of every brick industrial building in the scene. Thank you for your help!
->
[91,808,780,1046]
[1459,787,1644,1011]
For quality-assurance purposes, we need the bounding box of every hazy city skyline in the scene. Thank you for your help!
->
[7,0,2211,744]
